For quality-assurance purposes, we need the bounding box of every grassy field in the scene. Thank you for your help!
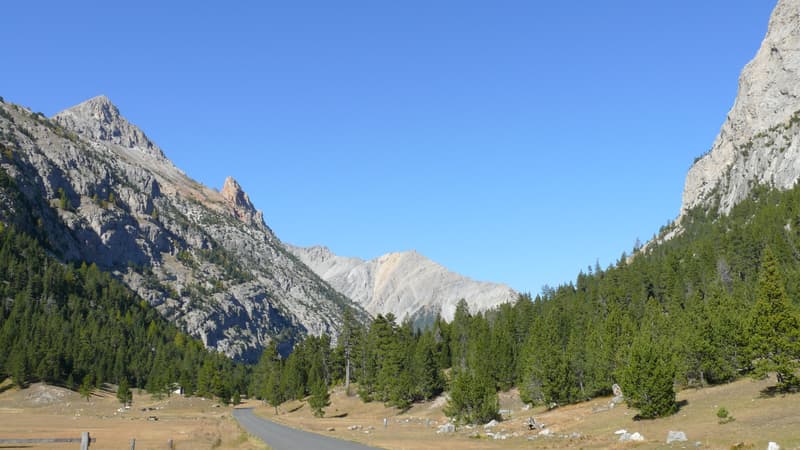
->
[254,376,800,450]
[1,376,797,450]
[0,380,267,450]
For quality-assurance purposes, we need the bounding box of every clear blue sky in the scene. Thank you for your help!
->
[2,1,776,294]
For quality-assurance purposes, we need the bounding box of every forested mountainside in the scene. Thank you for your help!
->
[0,95,367,362]
[0,220,248,400]
[253,182,800,421]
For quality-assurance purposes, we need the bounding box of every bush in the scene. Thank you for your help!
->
[717,406,735,424]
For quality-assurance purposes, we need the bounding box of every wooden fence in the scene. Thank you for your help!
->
[0,432,95,449]
[0,433,173,449]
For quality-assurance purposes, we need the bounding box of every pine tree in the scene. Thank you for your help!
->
[338,307,361,394]
[618,334,677,419]
[309,379,330,417]
[256,342,285,413]
[449,300,471,369]
[79,373,94,402]
[444,368,498,424]
[117,378,132,405]
[369,314,400,403]
[265,367,284,414]
[281,352,306,401]
[749,247,800,390]
[413,331,444,401]
[9,350,27,388]
[57,188,70,210]
[490,305,516,391]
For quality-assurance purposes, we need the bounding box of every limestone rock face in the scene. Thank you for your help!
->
[0,96,367,361]
[682,0,800,216]
[288,245,517,323]
[54,95,166,160]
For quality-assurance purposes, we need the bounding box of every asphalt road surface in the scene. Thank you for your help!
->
[232,408,381,450]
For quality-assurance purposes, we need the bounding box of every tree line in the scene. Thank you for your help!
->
[0,224,248,402]
[1,162,799,421]
[251,183,800,421]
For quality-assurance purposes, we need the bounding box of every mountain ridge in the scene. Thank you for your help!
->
[288,244,517,323]
[0,95,368,361]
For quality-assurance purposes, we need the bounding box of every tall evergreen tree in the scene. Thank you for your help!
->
[412,330,444,401]
[618,333,677,419]
[117,378,132,405]
[309,378,330,417]
[339,307,358,394]
[749,247,800,390]
[444,368,498,424]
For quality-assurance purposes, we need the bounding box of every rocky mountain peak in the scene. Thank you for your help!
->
[53,96,166,160]
[0,95,368,361]
[221,176,264,227]
[681,0,800,216]
[288,245,517,323]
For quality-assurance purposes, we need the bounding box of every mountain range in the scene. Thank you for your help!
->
[0,96,368,361]
[0,94,516,361]
[1,0,800,364]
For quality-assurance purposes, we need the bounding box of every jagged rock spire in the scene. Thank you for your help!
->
[221,176,265,227]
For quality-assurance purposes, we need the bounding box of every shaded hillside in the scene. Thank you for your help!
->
[0,218,246,399]
[0,96,368,362]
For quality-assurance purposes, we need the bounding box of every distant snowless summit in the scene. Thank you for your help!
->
[288,245,518,324]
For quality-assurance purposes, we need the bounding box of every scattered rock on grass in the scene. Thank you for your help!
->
[436,423,455,434]
[667,431,688,444]
[619,431,645,442]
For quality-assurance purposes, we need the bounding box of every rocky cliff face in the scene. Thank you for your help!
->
[682,0,800,216]
[0,95,367,361]
[288,245,517,323]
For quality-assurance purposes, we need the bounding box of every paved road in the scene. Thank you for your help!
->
[233,408,380,450]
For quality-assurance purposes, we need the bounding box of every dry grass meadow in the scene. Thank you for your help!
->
[2,375,799,450]
[0,380,267,450]
[255,376,800,450]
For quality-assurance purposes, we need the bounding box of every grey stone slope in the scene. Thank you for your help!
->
[288,244,517,322]
[682,0,800,217]
[0,95,367,361]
